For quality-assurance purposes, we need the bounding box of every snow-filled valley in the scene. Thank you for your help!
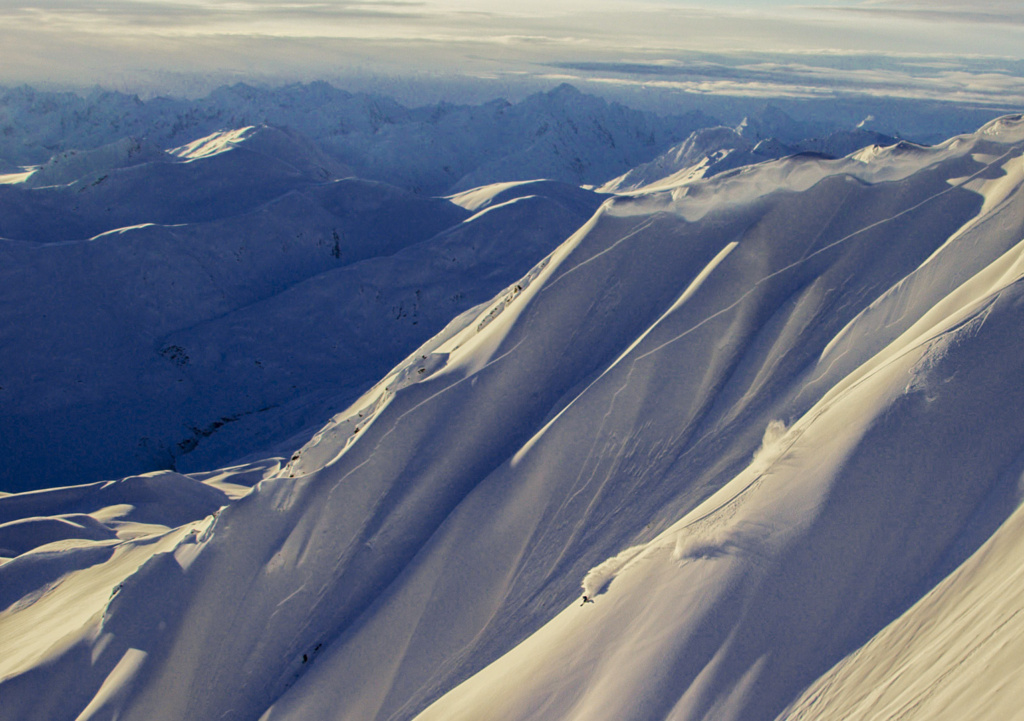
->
[2,82,1024,720]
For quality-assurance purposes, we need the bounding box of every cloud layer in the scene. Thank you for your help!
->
[1,0,1022,103]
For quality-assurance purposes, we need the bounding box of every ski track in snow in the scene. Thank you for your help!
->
[634,146,1019,362]
[676,286,1004,537]
[519,145,1019,466]
[542,214,661,290]
[402,125,1024,721]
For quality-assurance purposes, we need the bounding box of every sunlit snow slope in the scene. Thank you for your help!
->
[3,115,1024,721]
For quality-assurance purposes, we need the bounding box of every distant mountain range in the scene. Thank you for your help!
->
[1,81,911,197]
[1,82,712,195]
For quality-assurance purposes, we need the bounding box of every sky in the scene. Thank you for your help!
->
[1,0,1024,104]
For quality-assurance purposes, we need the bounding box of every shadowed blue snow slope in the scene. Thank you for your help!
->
[0,160,472,491]
[3,116,1024,721]
[0,125,349,243]
[0,137,607,491]
[22,136,171,189]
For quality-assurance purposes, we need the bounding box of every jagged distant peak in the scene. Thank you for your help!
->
[206,80,370,106]
[599,125,758,193]
[547,82,583,98]
[206,81,268,102]
[735,104,807,143]
[677,125,749,152]
[521,82,603,111]
[755,102,798,124]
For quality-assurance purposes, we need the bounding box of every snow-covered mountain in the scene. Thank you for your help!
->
[1,83,910,198]
[600,125,766,192]
[3,111,1024,721]
[0,124,602,491]
[0,85,913,493]
[602,111,898,193]
[0,83,409,169]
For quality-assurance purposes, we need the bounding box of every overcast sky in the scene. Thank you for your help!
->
[2,0,1023,103]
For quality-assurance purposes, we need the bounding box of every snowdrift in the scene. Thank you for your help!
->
[2,115,1024,721]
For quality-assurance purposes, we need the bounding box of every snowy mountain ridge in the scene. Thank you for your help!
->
[0,122,603,491]
[1,82,947,198]
[601,121,899,193]
[2,112,1024,720]
[0,82,712,195]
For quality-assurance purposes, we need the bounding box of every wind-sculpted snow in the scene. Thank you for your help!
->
[402,119,1024,721]
[3,116,1024,721]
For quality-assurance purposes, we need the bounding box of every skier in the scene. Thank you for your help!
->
[580,595,594,606]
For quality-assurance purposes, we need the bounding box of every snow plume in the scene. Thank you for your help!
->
[673,528,744,561]
[672,522,772,563]
[581,544,645,599]
[749,418,790,476]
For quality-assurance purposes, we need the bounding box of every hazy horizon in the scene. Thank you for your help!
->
[2,0,1023,106]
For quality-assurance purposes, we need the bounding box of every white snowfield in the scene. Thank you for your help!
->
[3,114,1024,721]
